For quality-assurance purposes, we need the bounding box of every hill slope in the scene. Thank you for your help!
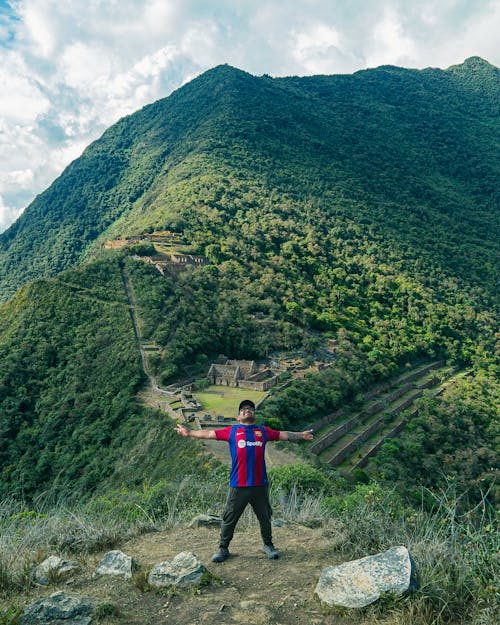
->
[0,59,498,502]
[0,58,498,301]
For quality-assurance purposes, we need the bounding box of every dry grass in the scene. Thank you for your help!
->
[0,480,497,624]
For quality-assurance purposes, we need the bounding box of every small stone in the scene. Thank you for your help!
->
[95,550,139,579]
[148,552,207,589]
[34,556,80,586]
[272,518,288,527]
[315,546,418,608]
[188,514,222,528]
[20,591,99,625]
[302,518,323,528]
[240,600,258,609]
[234,601,271,624]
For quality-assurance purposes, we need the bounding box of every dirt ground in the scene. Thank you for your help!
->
[13,522,361,625]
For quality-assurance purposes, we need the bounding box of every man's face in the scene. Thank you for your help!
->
[238,406,256,423]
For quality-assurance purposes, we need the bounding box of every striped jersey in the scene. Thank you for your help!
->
[215,424,280,487]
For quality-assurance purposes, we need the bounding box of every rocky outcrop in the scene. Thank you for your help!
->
[95,550,139,579]
[148,551,207,589]
[20,591,100,625]
[315,546,418,608]
[34,556,80,586]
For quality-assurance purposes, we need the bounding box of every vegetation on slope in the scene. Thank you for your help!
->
[373,369,499,505]
[0,59,497,510]
[0,58,498,302]
[0,248,497,504]
[0,257,212,499]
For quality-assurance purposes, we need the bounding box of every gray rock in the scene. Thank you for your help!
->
[272,518,288,527]
[188,514,222,528]
[301,518,323,528]
[315,546,418,608]
[20,591,99,625]
[95,550,138,579]
[148,551,207,589]
[34,556,80,585]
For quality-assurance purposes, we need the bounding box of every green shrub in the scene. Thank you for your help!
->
[268,463,331,494]
[321,481,403,515]
[0,606,22,625]
[261,416,284,430]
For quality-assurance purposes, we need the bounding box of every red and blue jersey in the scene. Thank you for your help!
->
[215,424,280,487]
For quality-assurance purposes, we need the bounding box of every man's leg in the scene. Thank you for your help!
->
[249,486,273,546]
[219,487,251,548]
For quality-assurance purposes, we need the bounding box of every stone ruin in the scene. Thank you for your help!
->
[105,230,208,276]
[207,359,280,392]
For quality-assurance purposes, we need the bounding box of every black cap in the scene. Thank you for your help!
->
[238,399,255,412]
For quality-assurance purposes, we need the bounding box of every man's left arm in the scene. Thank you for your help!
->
[279,429,314,441]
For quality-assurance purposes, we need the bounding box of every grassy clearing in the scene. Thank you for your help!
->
[194,385,265,417]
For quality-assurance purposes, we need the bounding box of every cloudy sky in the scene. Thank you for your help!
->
[0,0,498,233]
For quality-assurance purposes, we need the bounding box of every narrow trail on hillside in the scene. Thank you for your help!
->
[119,263,157,388]
[54,279,130,308]
[119,264,179,422]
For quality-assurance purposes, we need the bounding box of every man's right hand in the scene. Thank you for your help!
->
[175,424,190,437]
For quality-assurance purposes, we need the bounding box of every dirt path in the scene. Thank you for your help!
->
[17,524,357,625]
[120,264,157,386]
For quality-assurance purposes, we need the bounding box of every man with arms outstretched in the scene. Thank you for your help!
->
[175,399,314,562]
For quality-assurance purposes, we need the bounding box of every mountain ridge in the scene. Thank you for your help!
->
[0,57,498,301]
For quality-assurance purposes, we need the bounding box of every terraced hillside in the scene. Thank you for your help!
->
[307,362,457,472]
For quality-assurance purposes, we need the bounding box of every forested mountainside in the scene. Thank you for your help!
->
[0,58,498,501]
[0,57,498,301]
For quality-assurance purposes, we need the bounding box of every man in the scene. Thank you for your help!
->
[175,399,314,562]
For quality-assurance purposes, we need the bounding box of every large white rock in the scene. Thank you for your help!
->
[148,551,207,588]
[20,591,99,625]
[95,550,138,579]
[315,546,417,608]
[34,555,80,585]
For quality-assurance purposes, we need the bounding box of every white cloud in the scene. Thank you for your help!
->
[0,0,498,234]
[18,1,57,58]
[0,194,23,233]
[366,7,418,68]
[290,23,362,74]
[180,21,221,67]
[0,53,50,123]
[58,42,113,89]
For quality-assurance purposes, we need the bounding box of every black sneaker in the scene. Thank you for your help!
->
[262,543,279,559]
[212,547,230,562]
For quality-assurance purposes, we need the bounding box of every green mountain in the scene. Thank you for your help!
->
[0,59,498,500]
[1,57,498,300]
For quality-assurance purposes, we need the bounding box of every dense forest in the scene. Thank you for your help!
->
[0,57,498,300]
[0,58,498,502]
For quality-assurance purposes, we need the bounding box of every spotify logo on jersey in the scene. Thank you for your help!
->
[237,440,263,448]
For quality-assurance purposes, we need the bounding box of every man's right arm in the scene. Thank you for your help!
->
[175,424,217,439]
